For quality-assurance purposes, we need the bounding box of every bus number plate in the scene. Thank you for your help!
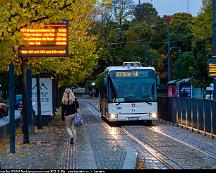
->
[128,117,139,121]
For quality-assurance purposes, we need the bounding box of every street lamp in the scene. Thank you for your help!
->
[91,82,96,99]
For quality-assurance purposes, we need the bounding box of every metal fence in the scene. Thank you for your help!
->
[158,97,216,138]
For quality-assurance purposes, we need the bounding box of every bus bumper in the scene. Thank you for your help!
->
[109,113,157,122]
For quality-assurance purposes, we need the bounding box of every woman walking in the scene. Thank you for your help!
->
[61,88,79,145]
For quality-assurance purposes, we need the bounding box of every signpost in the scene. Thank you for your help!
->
[18,21,69,144]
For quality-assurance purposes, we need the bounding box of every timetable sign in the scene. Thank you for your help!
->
[18,23,69,57]
[208,62,216,77]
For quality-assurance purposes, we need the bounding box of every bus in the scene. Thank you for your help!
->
[98,62,159,125]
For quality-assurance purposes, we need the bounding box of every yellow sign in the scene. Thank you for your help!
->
[18,23,68,57]
[208,62,216,77]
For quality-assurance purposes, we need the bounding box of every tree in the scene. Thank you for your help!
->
[112,0,134,27]
[191,0,212,87]
[0,0,99,87]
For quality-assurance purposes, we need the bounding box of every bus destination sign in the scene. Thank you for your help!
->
[110,70,155,78]
[116,71,138,77]
[18,23,69,57]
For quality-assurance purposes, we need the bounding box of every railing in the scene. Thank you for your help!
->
[158,97,216,138]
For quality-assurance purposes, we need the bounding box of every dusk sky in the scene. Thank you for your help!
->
[133,0,203,16]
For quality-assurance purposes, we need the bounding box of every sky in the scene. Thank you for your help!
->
[133,0,203,16]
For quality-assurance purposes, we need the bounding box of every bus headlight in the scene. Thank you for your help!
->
[150,112,157,118]
[109,113,117,119]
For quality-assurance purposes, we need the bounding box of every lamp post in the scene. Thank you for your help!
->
[91,82,96,99]
[165,15,171,81]
[212,0,216,100]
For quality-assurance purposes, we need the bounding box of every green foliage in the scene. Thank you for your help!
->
[171,13,194,52]
[191,37,210,87]
[192,0,212,52]
[174,52,195,79]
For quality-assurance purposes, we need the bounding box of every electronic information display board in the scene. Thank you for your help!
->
[18,23,68,57]
[208,62,216,77]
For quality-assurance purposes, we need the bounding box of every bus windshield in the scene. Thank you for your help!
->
[109,70,157,103]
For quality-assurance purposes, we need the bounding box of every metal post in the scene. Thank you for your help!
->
[212,0,216,99]
[186,102,188,130]
[203,100,206,136]
[197,102,200,134]
[9,63,15,153]
[176,104,178,127]
[191,99,193,132]
[210,101,214,139]
[213,0,216,54]
[167,16,171,81]
[26,67,33,134]
[181,106,183,128]
[36,76,42,129]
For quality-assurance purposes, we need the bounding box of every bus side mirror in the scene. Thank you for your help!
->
[156,76,160,86]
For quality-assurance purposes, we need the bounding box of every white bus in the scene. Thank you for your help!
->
[98,62,159,125]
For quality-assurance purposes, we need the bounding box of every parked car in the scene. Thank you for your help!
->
[15,94,23,109]
[0,102,8,118]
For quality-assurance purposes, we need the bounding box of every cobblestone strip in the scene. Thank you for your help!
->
[76,125,97,169]
[79,104,127,169]
[60,139,78,169]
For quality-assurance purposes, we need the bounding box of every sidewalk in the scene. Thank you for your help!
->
[0,98,137,169]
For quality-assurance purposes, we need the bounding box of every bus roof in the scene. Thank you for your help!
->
[105,66,155,73]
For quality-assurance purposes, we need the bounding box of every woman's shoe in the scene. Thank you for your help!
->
[70,138,74,145]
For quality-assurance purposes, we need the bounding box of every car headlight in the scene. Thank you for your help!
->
[150,112,157,118]
[109,113,117,119]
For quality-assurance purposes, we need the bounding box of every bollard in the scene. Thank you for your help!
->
[181,107,183,128]
[176,102,179,127]
[191,99,193,132]
[186,103,188,130]
[197,101,200,134]
[203,101,206,136]
[210,101,214,139]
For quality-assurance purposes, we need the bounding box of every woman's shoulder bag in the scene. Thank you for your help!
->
[74,113,83,126]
